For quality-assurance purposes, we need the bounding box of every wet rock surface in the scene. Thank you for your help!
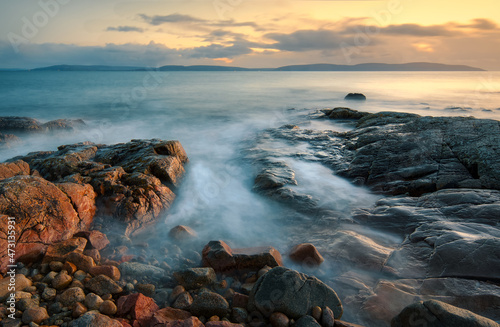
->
[246,109,500,326]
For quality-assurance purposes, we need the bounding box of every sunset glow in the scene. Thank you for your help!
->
[1,0,499,69]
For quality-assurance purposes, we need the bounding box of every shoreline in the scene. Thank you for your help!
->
[0,108,499,326]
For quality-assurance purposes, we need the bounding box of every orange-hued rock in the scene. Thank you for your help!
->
[289,243,324,266]
[0,160,30,180]
[0,176,87,273]
[57,182,97,229]
[148,307,192,326]
[202,240,283,273]
[169,225,198,241]
[74,230,110,250]
[43,237,87,263]
[117,293,159,323]
[90,265,121,281]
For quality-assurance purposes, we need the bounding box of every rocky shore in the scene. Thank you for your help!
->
[1,110,500,327]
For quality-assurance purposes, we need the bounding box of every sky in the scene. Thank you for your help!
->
[1,0,499,70]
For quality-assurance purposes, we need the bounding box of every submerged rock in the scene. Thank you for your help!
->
[344,93,366,101]
[248,266,343,319]
[322,107,369,119]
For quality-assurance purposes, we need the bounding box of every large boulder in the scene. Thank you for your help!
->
[0,176,92,272]
[391,300,499,327]
[248,267,343,319]
[14,139,188,236]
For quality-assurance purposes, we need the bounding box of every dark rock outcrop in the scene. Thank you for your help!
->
[322,108,370,120]
[391,300,499,327]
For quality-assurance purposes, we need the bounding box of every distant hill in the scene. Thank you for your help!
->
[20,62,485,72]
[276,62,485,71]
[32,65,149,71]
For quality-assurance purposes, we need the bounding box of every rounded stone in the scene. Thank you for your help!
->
[312,306,322,322]
[22,306,49,324]
[321,306,334,327]
[270,312,289,327]
[84,293,104,310]
[52,271,73,290]
[59,287,86,307]
[42,287,57,301]
[72,302,87,318]
[49,261,64,272]
[190,291,230,318]
[99,300,118,315]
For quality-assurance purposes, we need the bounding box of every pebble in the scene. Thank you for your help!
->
[49,261,64,272]
[136,283,155,297]
[15,291,32,301]
[72,302,87,318]
[18,298,40,311]
[99,300,118,315]
[270,312,289,327]
[73,270,88,281]
[42,271,58,284]
[169,285,186,303]
[102,293,113,301]
[63,262,78,275]
[59,287,86,307]
[22,306,49,324]
[84,293,104,310]
[321,306,335,327]
[69,280,85,289]
[41,288,57,301]
[312,306,322,322]
[47,302,63,315]
[25,286,37,293]
[257,266,272,278]
[52,271,73,290]
[209,315,220,322]
[172,291,193,310]
[231,307,248,323]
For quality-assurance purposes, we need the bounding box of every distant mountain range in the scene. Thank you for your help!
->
[1,62,485,72]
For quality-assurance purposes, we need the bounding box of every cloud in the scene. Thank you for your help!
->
[458,18,498,30]
[0,40,257,68]
[380,23,461,37]
[139,13,206,25]
[182,42,253,59]
[265,29,349,51]
[106,26,145,33]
